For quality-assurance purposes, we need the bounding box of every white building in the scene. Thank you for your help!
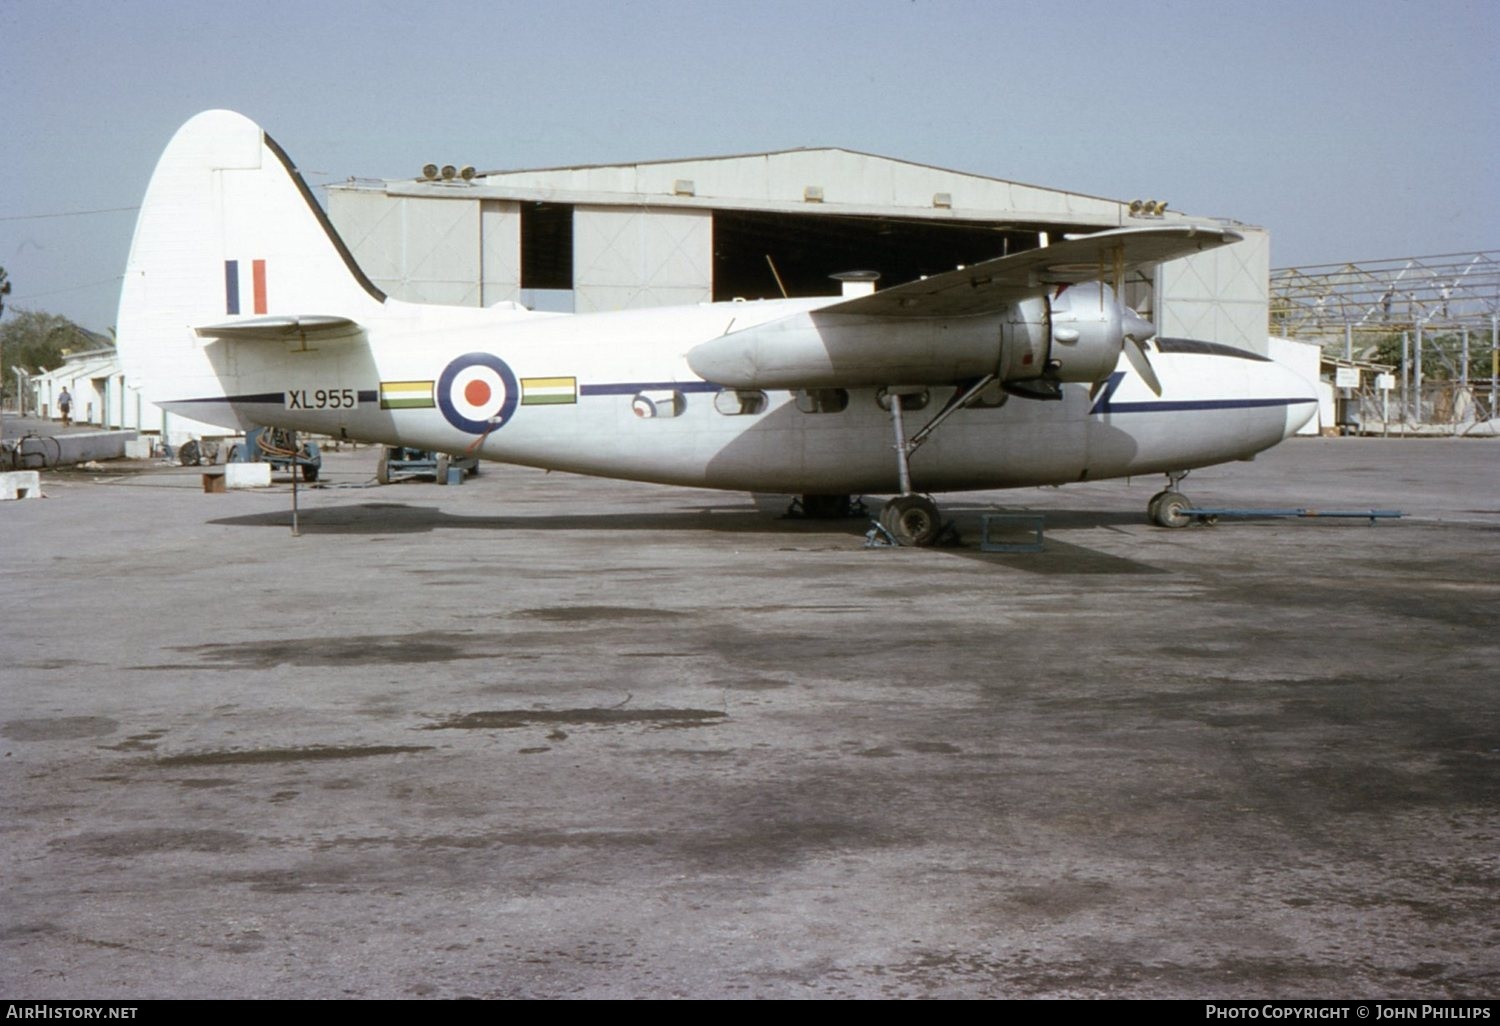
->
[28,349,223,443]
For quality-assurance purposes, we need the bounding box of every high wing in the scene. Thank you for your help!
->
[687,223,1244,392]
[819,224,1243,319]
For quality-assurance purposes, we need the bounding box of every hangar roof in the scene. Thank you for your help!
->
[344,146,1215,231]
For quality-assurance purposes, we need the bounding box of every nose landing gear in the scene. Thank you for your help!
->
[1148,470,1192,528]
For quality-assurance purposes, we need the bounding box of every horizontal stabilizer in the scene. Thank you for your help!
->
[822,224,1243,319]
[194,315,364,344]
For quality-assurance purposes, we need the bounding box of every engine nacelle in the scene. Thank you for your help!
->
[998,282,1146,389]
[684,282,1151,393]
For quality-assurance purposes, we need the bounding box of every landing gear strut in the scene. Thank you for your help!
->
[872,384,985,547]
[1148,470,1192,528]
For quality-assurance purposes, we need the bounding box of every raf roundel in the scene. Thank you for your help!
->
[436,353,520,434]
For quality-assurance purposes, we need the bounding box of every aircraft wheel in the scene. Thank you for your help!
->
[435,453,451,485]
[880,494,942,546]
[1152,492,1193,529]
[1147,489,1172,523]
[376,450,391,485]
[301,463,319,483]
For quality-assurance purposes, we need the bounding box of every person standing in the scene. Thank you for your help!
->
[58,386,72,428]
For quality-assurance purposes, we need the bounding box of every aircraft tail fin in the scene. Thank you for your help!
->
[117,110,385,426]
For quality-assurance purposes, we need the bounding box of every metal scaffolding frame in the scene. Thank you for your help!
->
[1272,250,1499,337]
[1270,251,1499,429]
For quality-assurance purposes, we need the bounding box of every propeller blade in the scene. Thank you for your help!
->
[1124,337,1163,396]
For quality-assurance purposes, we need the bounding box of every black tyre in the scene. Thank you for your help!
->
[1153,492,1192,529]
[880,494,942,546]
[1147,489,1172,524]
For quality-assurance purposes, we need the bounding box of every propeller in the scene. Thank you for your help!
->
[1111,247,1163,396]
[1053,267,1165,401]
[1121,308,1163,397]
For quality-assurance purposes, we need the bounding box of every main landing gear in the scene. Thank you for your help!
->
[879,493,943,546]
[870,378,997,546]
[1147,470,1192,528]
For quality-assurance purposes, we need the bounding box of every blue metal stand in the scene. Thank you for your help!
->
[980,513,1046,552]
[1182,507,1403,525]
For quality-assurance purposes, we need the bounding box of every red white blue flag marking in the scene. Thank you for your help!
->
[436,353,519,434]
[224,259,268,315]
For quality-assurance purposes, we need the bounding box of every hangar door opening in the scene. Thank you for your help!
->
[711,210,1044,301]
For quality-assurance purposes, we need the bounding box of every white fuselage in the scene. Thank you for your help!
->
[160,296,1317,496]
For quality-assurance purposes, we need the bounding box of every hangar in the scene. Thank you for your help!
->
[326,148,1272,353]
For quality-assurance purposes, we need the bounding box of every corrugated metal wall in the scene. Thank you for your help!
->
[572,207,711,312]
[1157,228,1271,354]
[329,191,523,307]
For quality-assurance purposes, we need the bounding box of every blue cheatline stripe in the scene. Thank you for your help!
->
[172,381,1315,417]
[173,390,379,405]
[224,260,239,315]
[178,382,729,402]
[1088,372,1127,415]
[1087,371,1314,416]
[1098,397,1317,414]
[173,392,284,405]
[580,381,723,396]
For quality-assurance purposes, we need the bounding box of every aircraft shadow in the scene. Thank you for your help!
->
[934,504,1169,574]
[939,503,1149,531]
[207,500,1167,575]
[207,501,867,539]
[936,537,1168,575]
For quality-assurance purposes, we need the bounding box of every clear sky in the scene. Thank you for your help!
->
[3,0,1496,333]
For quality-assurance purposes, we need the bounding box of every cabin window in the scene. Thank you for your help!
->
[876,387,930,412]
[713,389,768,416]
[794,388,848,414]
[632,390,683,419]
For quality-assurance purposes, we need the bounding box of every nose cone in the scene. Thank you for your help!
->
[1122,308,1155,343]
[1277,361,1321,439]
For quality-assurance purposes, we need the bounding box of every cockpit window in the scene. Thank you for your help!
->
[1154,338,1271,362]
